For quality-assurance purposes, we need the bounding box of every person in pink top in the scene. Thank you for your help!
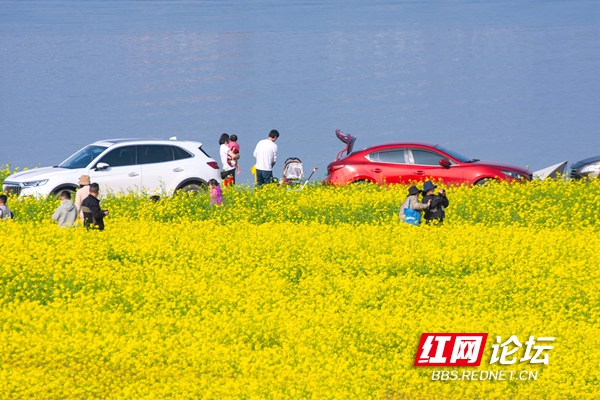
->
[227,134,241,175]
[75,175,91,221]
[208,179,223,206]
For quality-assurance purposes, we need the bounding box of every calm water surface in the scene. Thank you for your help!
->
[1,0,599,184]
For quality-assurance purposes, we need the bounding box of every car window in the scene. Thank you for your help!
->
[366,152,379,162]
[59,145,107,169]
[137,145,174,164]
[411,149,445,166]
[173,146,193,160]
[97,145,137,167]
[198,146,211,158]
[369,150,407,164]
[434,144,471,163]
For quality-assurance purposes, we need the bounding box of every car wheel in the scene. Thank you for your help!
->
[474,178,497,186]
[352,179,373,185]
[177,181,207,194]
[51,187,77,200]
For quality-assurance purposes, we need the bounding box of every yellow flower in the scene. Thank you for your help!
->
[0,177,598,398]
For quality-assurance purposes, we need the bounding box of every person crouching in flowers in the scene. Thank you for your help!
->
[209,179,223,206]
[421,180,449,224]
[399,185,430,225]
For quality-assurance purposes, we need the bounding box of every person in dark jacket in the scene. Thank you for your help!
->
[399,185,430,224]
[81,183,109,230]
[421,181,449,224]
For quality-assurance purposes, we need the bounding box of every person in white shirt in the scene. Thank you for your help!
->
[219,133,239,186]
[253,130,279,186]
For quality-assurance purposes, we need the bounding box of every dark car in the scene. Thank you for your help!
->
[569,155,600,179]
[324,131,531,186]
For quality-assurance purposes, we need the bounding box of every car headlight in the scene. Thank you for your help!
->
[580,162,600,175]
[502,171,526,179]
[22,179,49,187]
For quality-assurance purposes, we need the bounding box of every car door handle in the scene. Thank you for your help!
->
[173,167,184,172]
[414,171,425,175]
[371,168,383,173]
[128,172,140,177]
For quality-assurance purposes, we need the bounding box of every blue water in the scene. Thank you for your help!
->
[1,0,599,184]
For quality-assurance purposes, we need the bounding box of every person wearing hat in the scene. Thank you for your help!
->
[399,185,430,224]
[421,180,449,224]
[75,175,91,222]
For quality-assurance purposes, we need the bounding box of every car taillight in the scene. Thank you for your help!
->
[328,164,345,174]
[207,161,219,169]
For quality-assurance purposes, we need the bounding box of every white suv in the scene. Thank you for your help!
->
[3,138,221,197]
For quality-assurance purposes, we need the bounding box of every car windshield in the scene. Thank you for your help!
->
[59,145,107,169]
[434,144,473,163]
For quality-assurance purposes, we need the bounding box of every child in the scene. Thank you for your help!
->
[0,194,13,220]
[227,134,241,175]
[52,190,78,227]
[208,179,223,206]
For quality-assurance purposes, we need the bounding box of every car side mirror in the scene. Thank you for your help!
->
[95,162,110,171]
[439,159,451,169]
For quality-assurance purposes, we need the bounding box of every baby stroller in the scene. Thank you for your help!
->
[281,157,318,189]
[282,157,304,185]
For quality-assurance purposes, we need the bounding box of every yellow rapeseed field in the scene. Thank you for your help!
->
[1,168,599,399]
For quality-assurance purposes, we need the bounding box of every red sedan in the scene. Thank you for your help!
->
[324,131,531,186]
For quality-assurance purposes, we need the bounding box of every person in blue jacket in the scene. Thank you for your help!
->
[399,185,430,224]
